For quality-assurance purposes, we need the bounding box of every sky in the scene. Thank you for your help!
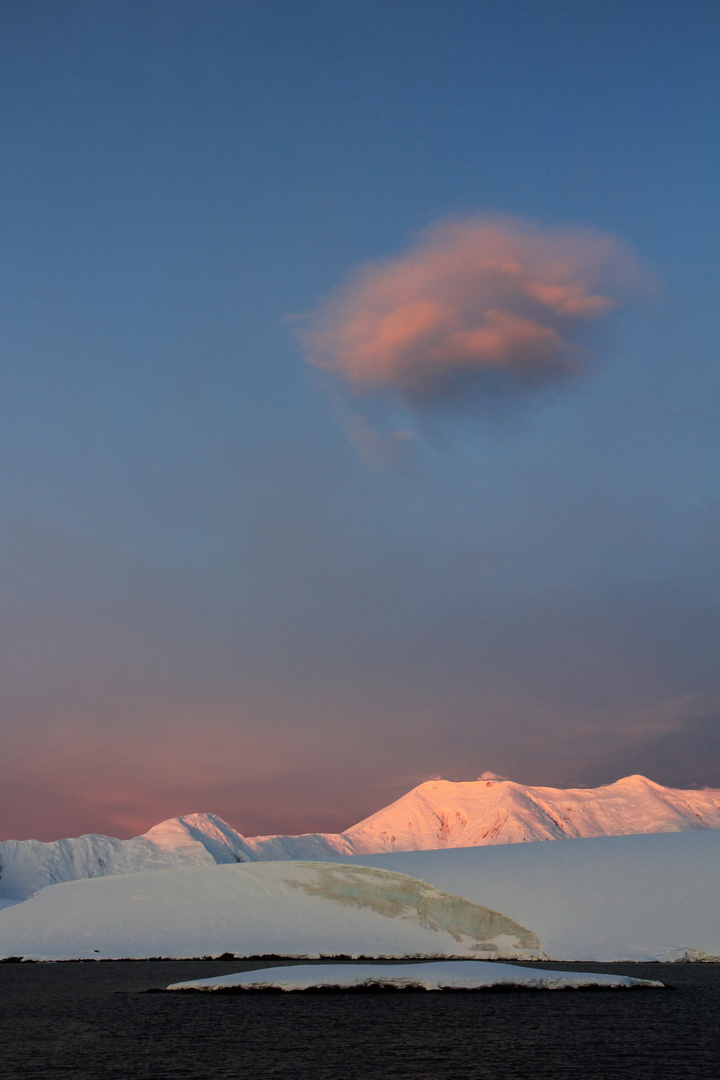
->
[1,0,719,841]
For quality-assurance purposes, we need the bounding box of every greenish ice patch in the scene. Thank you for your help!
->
[285,862,543,957]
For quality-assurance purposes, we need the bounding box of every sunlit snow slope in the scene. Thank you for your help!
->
[1,775,719,899]
[343,774,720,853]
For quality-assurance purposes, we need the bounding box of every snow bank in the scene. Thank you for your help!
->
[0,861,541,962]
[167,960,663,993]
[341,830,720,961]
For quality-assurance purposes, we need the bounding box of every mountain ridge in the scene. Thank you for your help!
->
[2,774,719,900]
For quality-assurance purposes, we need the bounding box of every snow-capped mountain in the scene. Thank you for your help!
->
[1,774,719,900]
[342,773,720,852]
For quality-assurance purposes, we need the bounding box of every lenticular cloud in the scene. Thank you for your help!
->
[298,214,647,405]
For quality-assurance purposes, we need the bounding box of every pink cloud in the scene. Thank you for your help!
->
[298,214,648,404]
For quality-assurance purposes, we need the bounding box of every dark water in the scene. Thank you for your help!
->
[1,959,719,1079]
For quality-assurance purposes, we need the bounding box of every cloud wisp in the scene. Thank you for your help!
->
[298,214,649,413]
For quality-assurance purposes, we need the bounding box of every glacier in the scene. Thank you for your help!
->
[0,861,542,962]
[0,831,717,962]
[342,830,720,962]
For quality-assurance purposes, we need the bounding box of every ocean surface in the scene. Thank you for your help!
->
[1,959,718,1079]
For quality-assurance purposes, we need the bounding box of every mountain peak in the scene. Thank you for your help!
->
[341,774,720,854]
[2,775,719,901]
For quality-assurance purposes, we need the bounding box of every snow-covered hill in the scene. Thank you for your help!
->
[2,775,719,900]
[0,862,542,962]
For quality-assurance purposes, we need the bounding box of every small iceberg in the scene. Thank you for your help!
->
[167,960,664,993]
[655,947,720,963]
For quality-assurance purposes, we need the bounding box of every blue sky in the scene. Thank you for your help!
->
[1,1,718,839]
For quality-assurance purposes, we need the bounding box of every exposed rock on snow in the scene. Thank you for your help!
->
[0,861,542,962]
[167,960,664,993]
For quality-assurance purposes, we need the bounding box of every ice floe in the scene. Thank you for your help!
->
[167,960,664,992]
